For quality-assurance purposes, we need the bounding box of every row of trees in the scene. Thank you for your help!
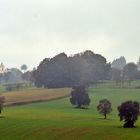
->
[0,64,28,84]
[70,86,140,128]
[9,52,139,89]
[7,53,138,89]
[111,56,140,85]
[1,52,140,88]
[111,56,140,71]
[30,51,140,88]
[112,63,140,85]
[32,50,110,88]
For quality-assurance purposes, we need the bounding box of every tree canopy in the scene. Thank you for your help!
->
[118,101,140,128]
[123,63,138,82]
[111,56,126,70]
[21,64,28,73]
[97,99,112,119]
[33,50,110,88]
[70,85,90,109]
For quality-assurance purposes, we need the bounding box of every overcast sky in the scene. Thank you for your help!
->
[0,0,140,69]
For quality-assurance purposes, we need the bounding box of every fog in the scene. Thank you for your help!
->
[0,0,140,69]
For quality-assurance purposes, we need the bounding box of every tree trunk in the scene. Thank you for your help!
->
[123,120,135,128]
[104,113,107,119]
[77,103,81,108]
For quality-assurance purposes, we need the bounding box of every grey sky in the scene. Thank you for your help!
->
[0,0,140,69]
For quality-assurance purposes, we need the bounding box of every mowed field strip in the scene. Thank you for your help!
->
[2,88,72,106]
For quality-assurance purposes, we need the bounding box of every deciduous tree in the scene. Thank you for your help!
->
[97,99,112,119]
[118,101,140,128]
[70,86,90,109]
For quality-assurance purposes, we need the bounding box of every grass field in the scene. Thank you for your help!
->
[1,84,140,140]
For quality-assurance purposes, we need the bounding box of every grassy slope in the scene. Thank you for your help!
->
[1,85,140,140]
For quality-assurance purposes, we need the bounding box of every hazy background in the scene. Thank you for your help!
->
[0,0,140,69]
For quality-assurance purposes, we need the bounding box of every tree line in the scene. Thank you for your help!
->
[32,50,110,88]
[0,64,28,85]
[1,51,140,89]
[112,62,140,86]
[32,51,140,88]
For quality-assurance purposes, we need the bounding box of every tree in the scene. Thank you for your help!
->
[137,57,140,71]
[111,68,123,86]
[21,64,28,73]
[111,56,126,70]
[33,50,110,88]
[22,71,32,82]
[123,63,138,84]
[5,68,22,84]
[0,96,5,115]
[80,50,109,82]
[32,59,50,87]
[118,101,140,128]
[70,85,90,109]
[97,99,112,119]
[0,68,23,84]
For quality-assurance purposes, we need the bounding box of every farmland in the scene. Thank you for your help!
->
[2,88,72,106]
[0,84,140,140]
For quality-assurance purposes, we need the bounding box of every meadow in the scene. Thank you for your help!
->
[0,83,140,140]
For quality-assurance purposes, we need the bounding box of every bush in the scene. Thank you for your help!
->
[70,85,90,109]
[118,100,140,128]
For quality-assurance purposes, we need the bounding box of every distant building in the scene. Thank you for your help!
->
[0,63,8,74]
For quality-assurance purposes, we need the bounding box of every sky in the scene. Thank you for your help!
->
[0,0,140,70]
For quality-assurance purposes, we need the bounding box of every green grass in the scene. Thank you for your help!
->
[1,84,140,140]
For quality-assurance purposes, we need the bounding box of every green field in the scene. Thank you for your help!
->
[1,84,140,140]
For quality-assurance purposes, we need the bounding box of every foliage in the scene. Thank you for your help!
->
[33,50,110,88]
[22,71,32,82]
[70,85,90,108]
[111,68,123,85]
[21,64,28,72]
[137,57,140,71]
[5,83,30,91]
[112,63,139,86]
[0,68,23,84]
[0,95,5,114]
[111,56,126,70]
[123,63,138,83]
[97,99,112,119]
[118,100,140,128]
